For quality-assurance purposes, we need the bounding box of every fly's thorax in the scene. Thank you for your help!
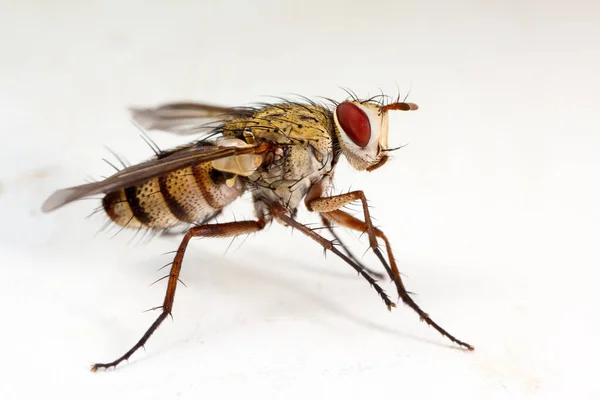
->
[222,103,335,155]
[217,102,339,221]
[103,163,244,229]
[251,141,335,222]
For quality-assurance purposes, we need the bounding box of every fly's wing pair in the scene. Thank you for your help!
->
[42,103,266,213]
[131,102,255,135]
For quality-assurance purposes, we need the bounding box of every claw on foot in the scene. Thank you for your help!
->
[90,362,118,372]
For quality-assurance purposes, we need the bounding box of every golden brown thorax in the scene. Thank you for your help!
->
[223,103,334,148]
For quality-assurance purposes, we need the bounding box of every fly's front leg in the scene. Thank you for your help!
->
[322,209,473,350]
[307,191,393,278]
[307,191,378,249]
[308,191,412,285]
[91,220,265,372]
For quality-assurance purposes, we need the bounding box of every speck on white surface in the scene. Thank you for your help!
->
[1,1,599,399]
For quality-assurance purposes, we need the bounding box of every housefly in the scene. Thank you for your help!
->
[42,92,474,371]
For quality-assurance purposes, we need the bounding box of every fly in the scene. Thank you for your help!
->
[42,93,474,371]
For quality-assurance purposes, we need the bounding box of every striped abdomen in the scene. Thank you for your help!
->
[103,163,244,229]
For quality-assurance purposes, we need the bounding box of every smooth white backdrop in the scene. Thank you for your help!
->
[1,1,598,399]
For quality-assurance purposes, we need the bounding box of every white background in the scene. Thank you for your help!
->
[1,1,599,399]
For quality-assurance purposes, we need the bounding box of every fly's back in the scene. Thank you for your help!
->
[223,103,334,149]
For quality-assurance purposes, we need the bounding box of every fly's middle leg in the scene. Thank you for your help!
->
[271,205,396,311]
[91,219,265,372]
[320,215,386,280]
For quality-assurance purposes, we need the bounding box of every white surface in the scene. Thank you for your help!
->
[1,1,599,399]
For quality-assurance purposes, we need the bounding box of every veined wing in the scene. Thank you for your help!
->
[131,102,255,135]
[42,142,270,212]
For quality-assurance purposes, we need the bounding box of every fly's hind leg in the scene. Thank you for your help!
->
[309,193,473,350]
[91,219,265,372]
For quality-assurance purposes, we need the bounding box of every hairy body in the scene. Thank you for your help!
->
[42,95,473,372]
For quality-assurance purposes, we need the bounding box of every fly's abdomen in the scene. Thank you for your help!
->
[103,164,243,229]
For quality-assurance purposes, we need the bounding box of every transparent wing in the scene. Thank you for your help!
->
[42,142,269,213]
[130,102,255,135]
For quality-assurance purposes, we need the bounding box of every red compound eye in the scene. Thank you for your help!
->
[336,102,371,147]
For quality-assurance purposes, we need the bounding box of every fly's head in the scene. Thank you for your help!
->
[333,100,418,171]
